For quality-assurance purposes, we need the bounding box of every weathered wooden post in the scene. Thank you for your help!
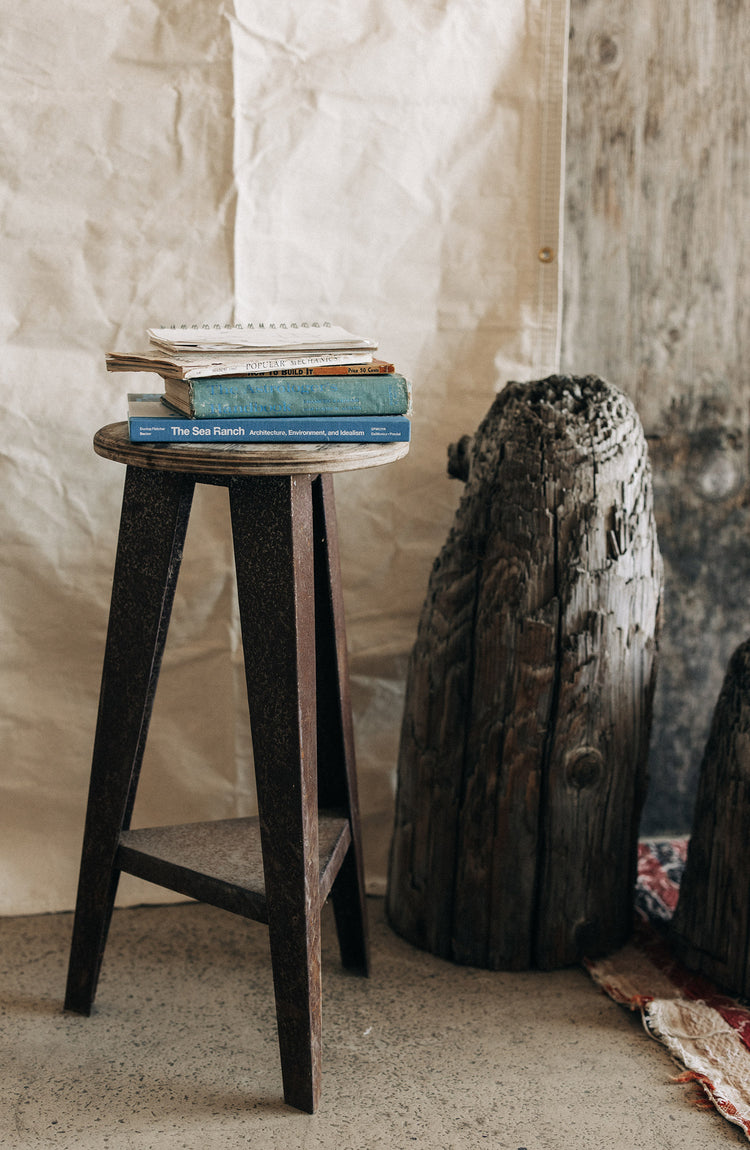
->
[671,639,750,996]
[387,375,663,969]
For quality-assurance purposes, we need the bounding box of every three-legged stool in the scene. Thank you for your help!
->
[64,422,408,1113]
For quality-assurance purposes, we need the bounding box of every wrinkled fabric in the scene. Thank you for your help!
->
[0,0,568,913]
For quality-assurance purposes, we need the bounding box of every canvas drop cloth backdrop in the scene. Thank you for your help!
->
[0,0,568,914]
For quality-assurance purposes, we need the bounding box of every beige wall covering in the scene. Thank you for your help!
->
[0,0,569,914]
[562,0,750,836]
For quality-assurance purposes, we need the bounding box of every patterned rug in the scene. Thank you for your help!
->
[586,839,750,1140]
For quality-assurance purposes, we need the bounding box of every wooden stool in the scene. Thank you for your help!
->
[64,422,408,1113]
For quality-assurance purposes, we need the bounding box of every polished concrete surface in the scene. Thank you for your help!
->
[1,898,745,1149]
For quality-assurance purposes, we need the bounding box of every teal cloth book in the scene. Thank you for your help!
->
[127,394,411,444]
[164,372,412,417]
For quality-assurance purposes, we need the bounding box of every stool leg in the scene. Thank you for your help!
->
[312,475,370,974]
[65,468,195,1015]
[229,474,322,1114]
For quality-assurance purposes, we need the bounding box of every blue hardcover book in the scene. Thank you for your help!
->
[164,371,412,417]
[127,394,411,443]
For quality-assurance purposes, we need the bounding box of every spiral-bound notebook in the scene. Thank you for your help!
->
[147,323,377,354]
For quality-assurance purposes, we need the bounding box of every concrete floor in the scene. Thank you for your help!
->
[1,898,746,1150]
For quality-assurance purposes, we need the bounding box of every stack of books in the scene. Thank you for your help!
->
[106,323,412,445]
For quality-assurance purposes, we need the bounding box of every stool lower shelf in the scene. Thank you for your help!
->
[116,812,352,922]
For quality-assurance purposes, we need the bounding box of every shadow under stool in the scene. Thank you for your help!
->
[64,422,409,1113]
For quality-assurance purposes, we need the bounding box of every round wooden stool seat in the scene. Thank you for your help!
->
[94,421,409,476]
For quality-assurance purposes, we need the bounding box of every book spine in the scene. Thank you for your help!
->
[106,352,379,377]
[163,360,395,379]
[183,353,371,378]
[128,416,411,443]
[179,375,412,417]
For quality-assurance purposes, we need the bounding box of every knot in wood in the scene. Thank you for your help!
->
[564,746,604,789]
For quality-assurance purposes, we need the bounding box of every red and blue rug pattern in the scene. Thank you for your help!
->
[586,838,750,1139]
[635,837,688,924]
